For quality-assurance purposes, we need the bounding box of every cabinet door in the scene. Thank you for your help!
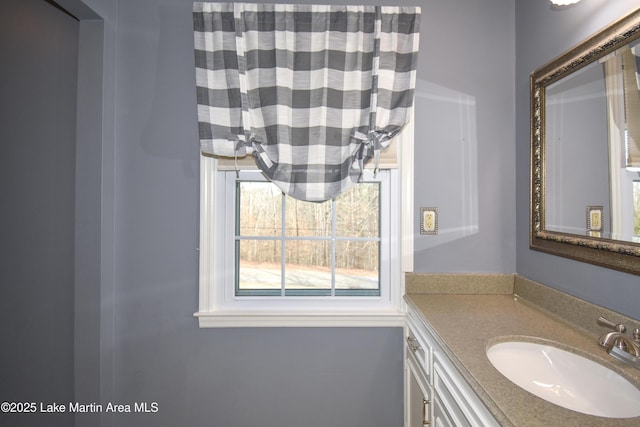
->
[406,356,431,426]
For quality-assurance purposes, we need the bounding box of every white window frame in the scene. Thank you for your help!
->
[195,119,414,328]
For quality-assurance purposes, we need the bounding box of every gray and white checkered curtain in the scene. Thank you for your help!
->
[193,3,420,201]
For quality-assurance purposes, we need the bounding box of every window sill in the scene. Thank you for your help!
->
[194,309,406,328]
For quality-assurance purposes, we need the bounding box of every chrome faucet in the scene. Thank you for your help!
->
[597,317,640,370]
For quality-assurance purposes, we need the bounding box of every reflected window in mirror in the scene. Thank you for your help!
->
[600,42,640,243]
[624,43,640,171]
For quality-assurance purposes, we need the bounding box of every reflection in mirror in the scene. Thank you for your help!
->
[544,45,640,243]
[530,8,640,275]
[545,61,611,238]
[601,43,640,242]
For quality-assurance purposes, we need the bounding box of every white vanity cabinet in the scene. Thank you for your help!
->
[405,309,499,427]
[405,316,433,426]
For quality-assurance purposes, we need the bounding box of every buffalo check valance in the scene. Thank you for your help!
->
[193,3,420,201]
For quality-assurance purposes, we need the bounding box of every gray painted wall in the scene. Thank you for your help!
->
[516,0,640,320]
[0,1,78,426]
[412,0,516,274]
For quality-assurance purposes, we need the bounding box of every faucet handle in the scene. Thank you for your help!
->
[598,316,627,333]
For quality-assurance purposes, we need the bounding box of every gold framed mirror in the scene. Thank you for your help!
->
[530,8,640,275]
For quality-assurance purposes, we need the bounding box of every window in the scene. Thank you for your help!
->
[196,113,415,328]
[196,162,409,328]
[193,3,418,327]
[196,112,414,328]
[232,171,387,298]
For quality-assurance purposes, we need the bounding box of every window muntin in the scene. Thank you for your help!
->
[233,173,384,297]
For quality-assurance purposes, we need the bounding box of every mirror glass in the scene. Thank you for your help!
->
[531,8,640,275]
[545,47,640,243]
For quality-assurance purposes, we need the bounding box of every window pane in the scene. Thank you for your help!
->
[233,177,384,297]
[335,240,379,291]
[238,181,282,236]
[285,197,332,237]
[237,240,282,290]
[284,240,332,293]
[335,182,380,237]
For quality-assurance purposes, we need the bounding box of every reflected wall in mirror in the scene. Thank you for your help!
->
[531,7,640,275]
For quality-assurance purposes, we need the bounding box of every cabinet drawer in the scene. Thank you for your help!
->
[405,316,433,382]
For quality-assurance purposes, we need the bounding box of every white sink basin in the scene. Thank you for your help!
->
[486,340,640,418]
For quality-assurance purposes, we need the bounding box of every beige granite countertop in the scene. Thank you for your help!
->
[405,274,640,427]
